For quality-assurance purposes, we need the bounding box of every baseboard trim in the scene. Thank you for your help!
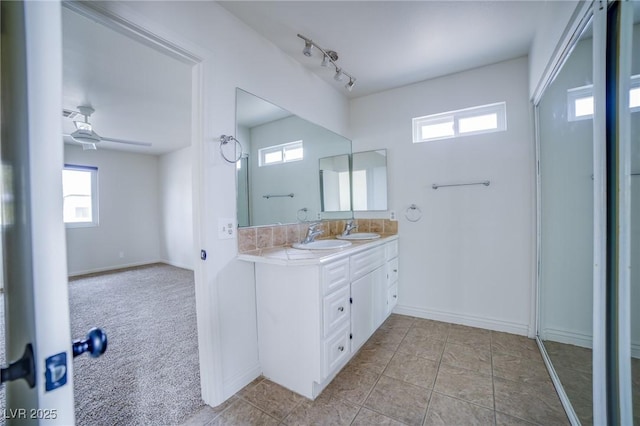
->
[223,364,262,400]
[393,304,530,336]
[68,260,194,278]
[159,258,195,271]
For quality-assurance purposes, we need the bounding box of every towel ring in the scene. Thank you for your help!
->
[405,204,422,222]
[219,135,243,163]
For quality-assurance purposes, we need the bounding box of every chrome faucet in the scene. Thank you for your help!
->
[342,220,358,236]
[301,222,324,244]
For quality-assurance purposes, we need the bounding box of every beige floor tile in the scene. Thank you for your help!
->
[364,375,431,426]
[494,377,568,425]
[181,397,237,425]
[364,327,407,351]
[423,392,495,426]
[411,319,451,342]
[543,341,592,374]
[380,314,416,332]
[383,351,439,389]
[241,379,306,420]
[495,411,538,425]
[351,407,407,425]
[236,376,265,399]
[447,324,491,352]
[282,392,359,426]
[397,333,446,362]
[351,344,396,374]
[491,332,540,360]
[322,364,380,405]
[208,399,279,426]
[433,363,494,409]
[492,351,551,386]
[441,342,492,375]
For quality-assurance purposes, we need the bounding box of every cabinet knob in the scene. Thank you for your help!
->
[393,294,397,299]
[338,345,345,352]
[338,306,344,312]
[393,269,398,273]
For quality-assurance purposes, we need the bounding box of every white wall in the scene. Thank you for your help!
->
[65,145,162,276]
[528,1,583,99]
[350,57,535,335]
[248,115,350,225]
[93,1,350,406]
[159,146,194,270]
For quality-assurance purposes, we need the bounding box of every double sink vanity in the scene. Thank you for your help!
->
[235,87,397,399]
[238,231,399,399]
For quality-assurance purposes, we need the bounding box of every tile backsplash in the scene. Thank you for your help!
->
[238,219,398,253]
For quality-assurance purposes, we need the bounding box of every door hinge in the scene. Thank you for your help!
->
[349,333,352,340]
[350,297,353,304]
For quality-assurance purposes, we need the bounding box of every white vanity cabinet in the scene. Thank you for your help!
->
[251,236,398,400]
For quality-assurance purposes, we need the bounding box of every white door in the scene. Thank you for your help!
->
[1,2,87,423]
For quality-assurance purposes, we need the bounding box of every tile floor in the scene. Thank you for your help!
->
[184,314,569,425]
[544,340,640,426]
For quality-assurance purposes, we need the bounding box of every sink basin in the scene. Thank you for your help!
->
[292,240,353,250]
[336,233,381,241]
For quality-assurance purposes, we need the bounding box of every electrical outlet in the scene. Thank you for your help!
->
[119,251,125,258]
[317,212,322,220]
[218,218,235,239]
[390,211,397,221]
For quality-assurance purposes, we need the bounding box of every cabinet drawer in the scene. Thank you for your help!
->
[323,286,350,337]
[387,257,399,286]
[322,258,350,295]
[322,325,350,379]
[385,240,398,261]
[350,246,385,280]
[387,283,398,315]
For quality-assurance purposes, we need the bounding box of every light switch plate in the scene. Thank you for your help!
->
[218,218,235,239]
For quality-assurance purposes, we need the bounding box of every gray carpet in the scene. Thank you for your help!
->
[1,263,204,425]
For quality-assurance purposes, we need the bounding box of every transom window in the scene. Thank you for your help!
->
[412,102,507,143]
[63,164,99,227]
[258,140,304,167]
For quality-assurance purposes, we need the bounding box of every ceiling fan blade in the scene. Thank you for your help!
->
[100,136,153,147]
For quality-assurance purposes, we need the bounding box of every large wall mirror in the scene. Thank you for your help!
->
[235,89,352,227]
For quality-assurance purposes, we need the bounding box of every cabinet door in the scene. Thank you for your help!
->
[350,272,375,351]
[351,265,387,351]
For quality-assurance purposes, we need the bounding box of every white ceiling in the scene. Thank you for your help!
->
[62,7,192,155]
[61,1,547,154]
[218,1,546,98]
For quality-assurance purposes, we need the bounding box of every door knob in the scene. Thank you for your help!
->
[72,328,108,358]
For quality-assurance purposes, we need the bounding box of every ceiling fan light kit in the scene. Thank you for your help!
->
[296,34,356,92]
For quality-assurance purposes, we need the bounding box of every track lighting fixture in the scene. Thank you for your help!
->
[297,34,356,92]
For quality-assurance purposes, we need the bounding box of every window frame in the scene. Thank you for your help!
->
[412,101,507,143]
[63,164,99,228]
[258,140,304,167]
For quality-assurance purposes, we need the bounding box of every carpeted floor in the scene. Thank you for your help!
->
[1,263,204,425]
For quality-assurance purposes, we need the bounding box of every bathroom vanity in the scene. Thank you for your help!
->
[238,235,398,399]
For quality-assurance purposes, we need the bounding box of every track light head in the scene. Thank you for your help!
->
[345,78,355,92]
[334,68,344,81]
[303,41,313,57]
[321,55,329,67]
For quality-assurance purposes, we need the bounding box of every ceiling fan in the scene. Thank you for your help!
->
[63,105,153,150]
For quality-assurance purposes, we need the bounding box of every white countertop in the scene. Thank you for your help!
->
[237,234,398,266]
